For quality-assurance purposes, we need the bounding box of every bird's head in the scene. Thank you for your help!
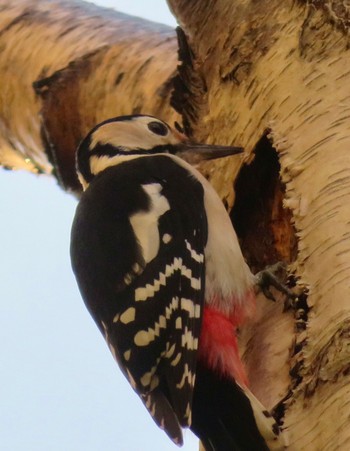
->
[76,114,243,190]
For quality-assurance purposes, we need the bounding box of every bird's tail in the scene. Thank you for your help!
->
[190,362,285,451]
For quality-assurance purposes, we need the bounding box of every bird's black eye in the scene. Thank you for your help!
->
[148,121,169,136]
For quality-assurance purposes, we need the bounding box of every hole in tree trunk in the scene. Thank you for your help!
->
[231,133,298,273]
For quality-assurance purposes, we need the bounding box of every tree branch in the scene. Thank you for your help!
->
[0,0,179,189]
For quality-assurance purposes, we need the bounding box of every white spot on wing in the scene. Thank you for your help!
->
[185,402,192,425]
[145,396,152,409]
[108,342,118,361]
[185,239,204,263]
[150,375,160,390]
[135,258,182,301]
[132,263,142,274]
[181,327,198,350]
[124,349,131,361]
[150,402,156,417]
[126,369,137,389]
[124,273,133,285]
[133,299,178,346]
[165,342,176,358]
[101,321,108,334]
[120,307,136,324]
[171,352,182,367]
[166,297,179,318]
[180,266,201,290]
[176,364,194,388]
[162,233,172,243]
[140,366,157,387]
[129,183,170,264]
[135,257,200,302]
[175,317,182,329]
[134,330,152,346]
[181,298,201,318]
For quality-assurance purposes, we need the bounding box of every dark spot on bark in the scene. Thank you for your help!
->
[156,73,175,99]
[289,360,303,381]
[293,340,304,355]
[57,25,78,39]
[136,57,153,76]
[272,422,280,436]
[114,72,124,86]
[33,71,62,95]
[221,61,252,85]
[0,10,33,38]
[270,391,291,428]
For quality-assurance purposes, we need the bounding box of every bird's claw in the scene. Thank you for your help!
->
[255,262,297,309]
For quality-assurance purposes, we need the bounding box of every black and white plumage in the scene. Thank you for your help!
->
[70,115,285,450]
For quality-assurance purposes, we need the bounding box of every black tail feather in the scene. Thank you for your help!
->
[191,363,281,451]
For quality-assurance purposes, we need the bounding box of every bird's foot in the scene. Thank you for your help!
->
[255,262,297,310]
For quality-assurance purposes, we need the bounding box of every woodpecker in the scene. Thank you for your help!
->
[70,115,285,450]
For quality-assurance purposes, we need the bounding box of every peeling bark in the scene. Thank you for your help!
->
[2,0,350,449]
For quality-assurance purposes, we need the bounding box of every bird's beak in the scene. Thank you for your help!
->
[174,143,244,165]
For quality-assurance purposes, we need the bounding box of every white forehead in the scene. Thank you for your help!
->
[89,116,180,151]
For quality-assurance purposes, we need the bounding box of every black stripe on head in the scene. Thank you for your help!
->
[76,134,94,184]
[89,143,176,158]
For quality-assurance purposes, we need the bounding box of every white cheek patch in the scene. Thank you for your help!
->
[90,154,139,176]
[129,183,170,263]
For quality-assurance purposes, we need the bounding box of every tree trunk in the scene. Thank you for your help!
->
[168,1,350,449]
[2,0,350,449]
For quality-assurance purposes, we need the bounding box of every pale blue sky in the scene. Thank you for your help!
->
[0,2,199,450]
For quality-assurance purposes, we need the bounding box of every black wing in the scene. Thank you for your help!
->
[71,156,207,445]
